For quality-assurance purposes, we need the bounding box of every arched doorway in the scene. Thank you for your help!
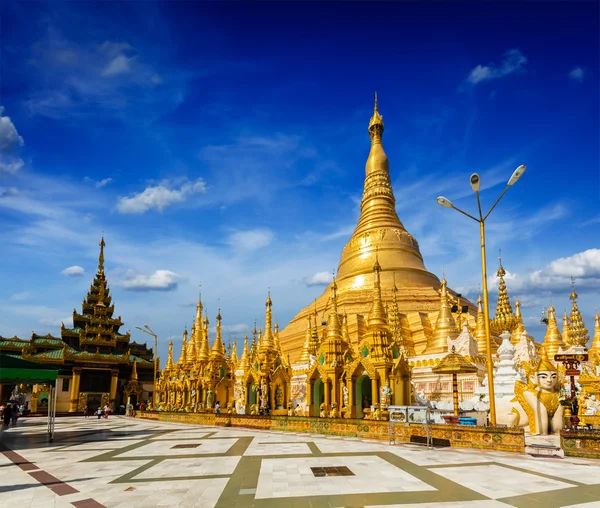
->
[312,378,324,416]
[247,383,257,407]
[355,375,371,419]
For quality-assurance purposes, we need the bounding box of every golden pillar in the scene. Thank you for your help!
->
[109,369,119,407]
[69,368,82,412]
[324,378,330,408]
[371,377,378,406]
[347,378,354,418]
[452,373,459,417]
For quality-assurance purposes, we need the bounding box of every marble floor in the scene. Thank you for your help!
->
[1,417,599,508]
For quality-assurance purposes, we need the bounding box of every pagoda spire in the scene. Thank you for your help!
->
[166,340,175,370]
[542,304,564,358]
[562,311,572,345]
[342,312,351,342]
[569,280,589,348]
[589,312,600,360]
[97,236,106,275]
[261,291,275,352]
[426,276,459,353]
[178,329,188,365]
[130,359,138,381]
[475,295,487,354]
[300,315,313,361]
[327,278,343,338]
[187,327,198,363]
[199,312,210,362]
[239,335,250,370]
[368,250,387,329]
[335,94,439,290]
[210,310,225,360]
[510,298,526,344]
[494,254,514,325]
[231,339,238,363]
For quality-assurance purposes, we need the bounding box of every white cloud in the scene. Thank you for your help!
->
[225,229,274,252]
[209,323,249,335]
[0,107,25,152]
[96,177,114,188]
[304,271,333,287]
[102,54,133,76]
[10,292,30,301]
[569,67,585,83]
[61,265,85,276]
[116,178,207,214]
[0,107,25,174]
[118,269,183,292]
[466,49,528,85]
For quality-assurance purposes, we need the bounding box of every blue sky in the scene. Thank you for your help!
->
[1,1,598,360]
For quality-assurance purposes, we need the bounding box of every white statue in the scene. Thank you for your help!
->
[342,385,349,409]
[260,378,268,410]
[207,389,214,409]
[448,322,478,357]
[585,394,599,416]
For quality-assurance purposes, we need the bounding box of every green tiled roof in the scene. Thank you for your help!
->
[130,354,153,365]
[31,349,65,359]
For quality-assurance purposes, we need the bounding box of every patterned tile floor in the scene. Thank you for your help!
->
[0,416,599,508]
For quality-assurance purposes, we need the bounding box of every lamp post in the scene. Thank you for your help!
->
[436,164,526,426]
[136,324,158,406]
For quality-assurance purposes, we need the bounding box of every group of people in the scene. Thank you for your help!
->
[1,402,21,428]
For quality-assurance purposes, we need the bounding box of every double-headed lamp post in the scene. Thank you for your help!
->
[436,164,526,426]
[136,324,158,405]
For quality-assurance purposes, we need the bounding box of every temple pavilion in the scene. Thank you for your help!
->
[0,238,154,412]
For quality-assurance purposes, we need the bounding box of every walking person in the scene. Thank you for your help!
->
[11,404,18,426]
[3,404,12,428]
[97,407,102,419]
[215,401,221,414]
[103,404,110,419]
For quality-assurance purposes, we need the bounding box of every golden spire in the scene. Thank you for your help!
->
[130,358,138,380]
[494,253,514,324]
[178,329,188,365]
[274,322,281,351]
[335,94,440,291]
[187,327,198,363]
[367,250,388,329]
[562,311,572,345]
[239,335,249,369]
[569,280,589,347]
[231,339,238,363]
[342,312,351,342]
[327,278,343,338]
[589,312,600,359]
[210,311,225,360]
[426,277,459,353]
[166,340,175,370]
[475,294,487,354]
[199,312,210,362]
[261,291,275,351]
[510,298,526,344]
[536,348,557,373]
[194,294,203,350]
[299,315,312,362]
[542,304,564,358]
[97,236,106,275]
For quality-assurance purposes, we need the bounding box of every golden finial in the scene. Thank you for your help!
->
[569,277,578,301]
[426,275,459,353]
[542,302,564,357]
[130,358,138,380]
[568,279,588,347]
[368,92,384,137]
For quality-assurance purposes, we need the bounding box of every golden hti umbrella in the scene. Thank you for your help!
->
[432,346,479,416]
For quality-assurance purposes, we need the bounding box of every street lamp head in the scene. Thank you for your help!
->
[436,196,453,208]
[144,324,150,329]
[507,164,526,186]
[469,173,481,192]
[135,326,144,332]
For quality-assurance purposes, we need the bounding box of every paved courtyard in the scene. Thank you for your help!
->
[1,417,599,508]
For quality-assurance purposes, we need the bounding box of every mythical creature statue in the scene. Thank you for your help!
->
[250,404,259,415]
[497,350,563,435]
[329,403,339,418]
[319,402,327,418]
[260,378,269,410]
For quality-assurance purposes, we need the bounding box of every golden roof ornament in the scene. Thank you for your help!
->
[542,304,564,358]
[492,253,515,334]
[98,236,106,275]
[300,315,313,361]
[342,312,351,342]
[261,291,275,352]
[432,345,478,375]
[426,276,459,354]
[562,311,572,345]
[367,249,388,329]
[166,340,175,370]
[589,312,600,359]
[536,348,557,373]
[198,312,210,362]
[178,329,188,365]
[569,279,589,348]
[231,339,238,362]
[510,298,526,344]
[239,335,249,369]
[130,358,138,381]
[210,311,225,360]
[327,278,343,339]
[368,91,384,137]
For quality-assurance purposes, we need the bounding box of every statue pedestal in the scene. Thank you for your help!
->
[271,409,288,416]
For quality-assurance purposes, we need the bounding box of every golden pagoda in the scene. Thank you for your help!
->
[568,281,589,348]
[542,304,565,358]
[589,312,600,361]
[279,95,475,361]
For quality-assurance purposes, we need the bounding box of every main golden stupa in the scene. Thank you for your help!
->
[279,95,475,361]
